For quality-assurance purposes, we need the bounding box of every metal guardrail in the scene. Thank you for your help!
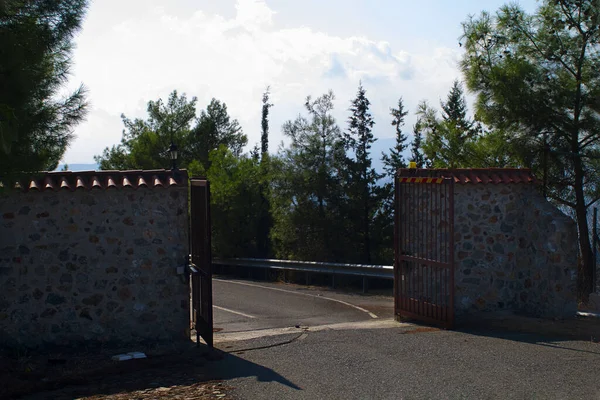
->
[213,258,394,280]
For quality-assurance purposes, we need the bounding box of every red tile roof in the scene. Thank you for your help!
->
[397,168,539,185]
[2,169,188,192]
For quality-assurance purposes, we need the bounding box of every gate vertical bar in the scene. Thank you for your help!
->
[410,180,415,314]
[594,207,597,293]
[436,179,440,320]
[448,178,455,328]
[417,181,422,316]
[204,180,213,346]
[428,182,433,318]
[394,174,400,319]
[190,179,213,347]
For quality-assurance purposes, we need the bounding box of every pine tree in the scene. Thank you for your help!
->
[261,86,273,156]
[441,79,474,136]
[0,0,89,178]
[95,91,198,170]
[192,99,247,169]
[382,97,409,177]
[373,97,410,264]
[251,144,260,161]
[271,91,347,262]
[344,83,382,263]
[418,82,476,168]
[257,87,273,258]
[461,0,600,296]
[410,124,426,168]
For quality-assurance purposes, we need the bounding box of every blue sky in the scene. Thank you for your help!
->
[62,0,539,164]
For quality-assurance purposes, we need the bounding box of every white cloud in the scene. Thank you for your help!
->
[63,0,462,164]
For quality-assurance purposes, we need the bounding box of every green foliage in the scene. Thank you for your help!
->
[419,81,479,168]
[417,81,521,169]
[460,0,600,295]
[0,0,89,178]
[95,91,197,170]
[95,92,247,171]
[441,80,474,132]
[342,83,383,263]
[269,87,391,264]
[261,87,273,156]
[410,123,427,168]
[270,91,348,262]
[382,97,409,177]
[190,99,247,169]
[377,97,410,265]
[204,146,265,258]
[258,87,274,257]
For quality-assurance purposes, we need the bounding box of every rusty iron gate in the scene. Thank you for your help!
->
[394,172,455,328]
[190,178,213,347]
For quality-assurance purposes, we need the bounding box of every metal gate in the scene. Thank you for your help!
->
[394,172,455,328]
[189,178,213,347]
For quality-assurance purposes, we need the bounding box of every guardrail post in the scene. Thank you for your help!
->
[332,274,335,289]
[362,277,368,293]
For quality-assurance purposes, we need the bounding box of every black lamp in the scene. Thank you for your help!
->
[169,142,178,170]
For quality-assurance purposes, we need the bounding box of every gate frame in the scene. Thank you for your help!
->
[189,178,213,347]
[394,170,455,329]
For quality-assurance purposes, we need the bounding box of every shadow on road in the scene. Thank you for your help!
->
[209,350,302,390]
[3,342,301,399]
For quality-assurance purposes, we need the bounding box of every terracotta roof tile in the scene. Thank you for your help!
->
[60,177,70,190]
[138,176,148,188]
[75,176,86,190]
[91,176,102,189]
[3,169,188,192]
[123,176,133,188]
[107,176,117,189]
[152,176,161,187]
[398,168,539,185]
[43,177,53,190]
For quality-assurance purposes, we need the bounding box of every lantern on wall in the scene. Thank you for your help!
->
[169,142,178,171]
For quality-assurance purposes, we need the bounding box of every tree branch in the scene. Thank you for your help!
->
[558,0,586,36]
[579,132,600,148]
[548,193,576,208]
[586,195,600,209]
[511,15,577,77]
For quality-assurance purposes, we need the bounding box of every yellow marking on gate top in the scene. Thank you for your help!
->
[399,177,443,184]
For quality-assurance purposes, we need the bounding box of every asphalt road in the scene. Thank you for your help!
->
[209,277,600,400]
[212,277,394,337]
[212,326,600,400]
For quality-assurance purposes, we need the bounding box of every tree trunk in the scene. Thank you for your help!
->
[574,156,594,299]
[572,48,593,299]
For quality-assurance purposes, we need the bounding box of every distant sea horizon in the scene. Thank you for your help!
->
[54,163,100,172]
[54,137,403,178]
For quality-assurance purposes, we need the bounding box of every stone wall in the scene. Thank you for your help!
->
[0,180,190,348]
[454,184,578,318]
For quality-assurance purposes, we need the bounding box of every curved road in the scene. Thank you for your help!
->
[212,277,394,336]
